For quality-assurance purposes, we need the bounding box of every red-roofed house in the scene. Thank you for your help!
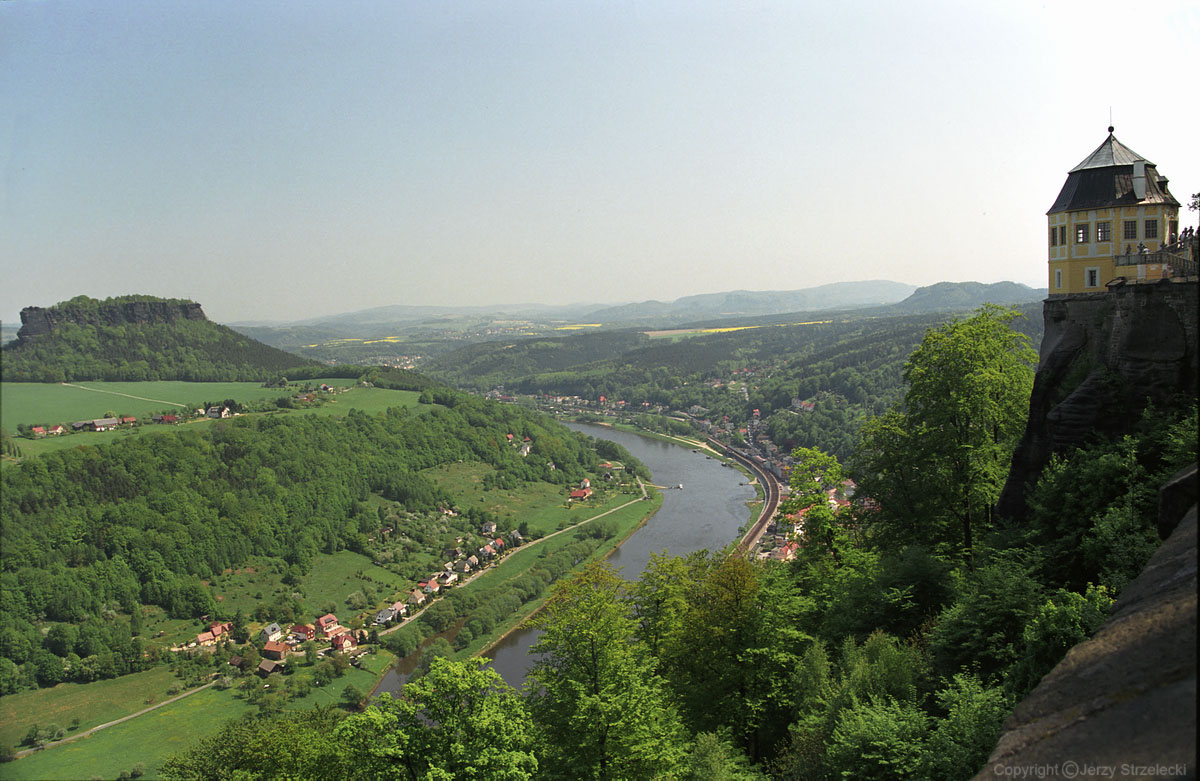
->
[209,621,232,637]
[196,631,215,645]
[317,614,340,638]
[47,425,66,436]
[291,623,315,642]
[569,488,592,500]
[31,426,46,438]
[332,634,357,653]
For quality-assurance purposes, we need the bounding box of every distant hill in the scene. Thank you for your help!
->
[581,280,917,324]
[1,295,325,382]
[889,281,1046,313]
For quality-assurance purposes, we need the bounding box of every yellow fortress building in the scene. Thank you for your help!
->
[1047,128,1184,295]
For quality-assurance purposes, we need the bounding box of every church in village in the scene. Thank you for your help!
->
[1047,128,1195,295]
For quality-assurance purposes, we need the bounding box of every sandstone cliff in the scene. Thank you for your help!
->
[998,281,1198,522]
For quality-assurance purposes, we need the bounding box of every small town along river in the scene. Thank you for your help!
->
[374,422,756,695]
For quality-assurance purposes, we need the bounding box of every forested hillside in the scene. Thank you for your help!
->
[424,302,1044,459]
[1,295,322,382]
[0,391,599,691]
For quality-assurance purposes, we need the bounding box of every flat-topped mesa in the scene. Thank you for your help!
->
[16,298,207,342]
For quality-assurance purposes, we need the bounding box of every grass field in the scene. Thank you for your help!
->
[424,462,615,536]
[0,666,180,752]
[296,551,410,619]
[0,650,396,780]
[1,382,422,463]
[0,683,255,780]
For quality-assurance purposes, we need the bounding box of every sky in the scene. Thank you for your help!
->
[3,0,1198,325]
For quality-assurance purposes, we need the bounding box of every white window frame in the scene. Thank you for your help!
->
[1085,267,1100,288]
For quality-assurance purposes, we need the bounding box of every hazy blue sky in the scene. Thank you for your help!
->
[3,0,1197,324]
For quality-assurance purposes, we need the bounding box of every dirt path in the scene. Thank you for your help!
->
[60,382,189,408]
[13,678,217,759]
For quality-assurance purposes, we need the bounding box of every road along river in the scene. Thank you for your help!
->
[482,422,757,689]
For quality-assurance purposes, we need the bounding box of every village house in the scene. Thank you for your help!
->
[391,601,408,618]
[419,578,441,594]
[373,607,396,625]
[30,426,46,438]
[262,640,290,660]
[47,424,66,436]
[332,634,357,653]
[209,621,232,638]
[407,589,426,607]
[569,488,592,500]
[196,631,215,645]
[440,571,458,586]
[479,544,496,560]
[257,659,281,678]
[260,623,283,643]
[481,520,497,535]
[316,614,340,639]
[467,554,480,568]
[454,559,472,574]
[291,623,316,642]
[91,418,120,432]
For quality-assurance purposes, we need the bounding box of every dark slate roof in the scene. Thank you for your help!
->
[1069,133,1151,172]
[1048,132,1180,214]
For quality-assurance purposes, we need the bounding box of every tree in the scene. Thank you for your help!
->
[527,562,686,779]
[853,305,1036,564]
[336,657,536,780]
[339,684,366,711]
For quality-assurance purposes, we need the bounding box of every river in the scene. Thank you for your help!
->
[374,422,756,695]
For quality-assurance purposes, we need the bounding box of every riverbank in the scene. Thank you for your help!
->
[474,482,664,659]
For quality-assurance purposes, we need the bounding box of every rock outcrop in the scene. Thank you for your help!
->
[16,298,207,343]
[998,281,1198,521]
[975,488,1196,779]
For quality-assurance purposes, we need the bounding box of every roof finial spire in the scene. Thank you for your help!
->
[1108,107,1113,135]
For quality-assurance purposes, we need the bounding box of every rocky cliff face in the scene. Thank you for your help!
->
[998,281,1198,520]
[16,299,207,342]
